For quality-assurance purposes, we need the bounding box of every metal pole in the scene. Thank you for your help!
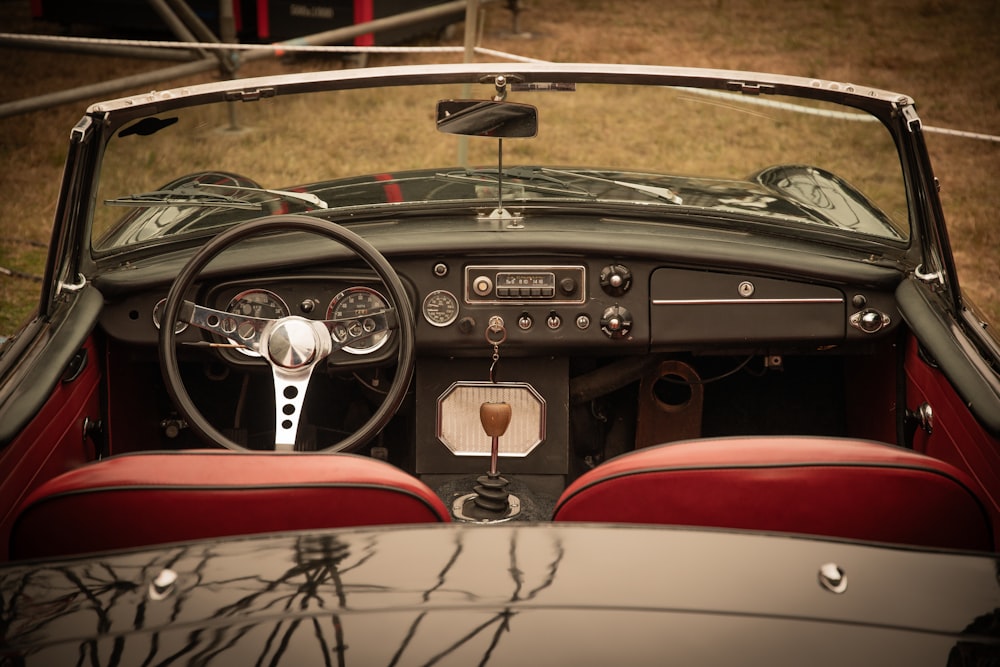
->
[219,0,240,130]
[0,34,198,61]
[241,0,480,63]
[464,0,479,63]
[457,0,481,167]
[165,0,236,75]
[147,0,207,57]
[0,1,498,119]
[0,58,220,119]
[166,0,224,46]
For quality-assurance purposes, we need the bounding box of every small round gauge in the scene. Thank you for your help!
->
[152,298,189,334]
[327,286,390,355]
[226,288,290,356]
[422,289,459,327]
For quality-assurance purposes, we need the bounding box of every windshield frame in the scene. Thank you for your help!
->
[83,63,919,264]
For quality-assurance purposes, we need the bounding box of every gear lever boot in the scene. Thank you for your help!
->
[454,401,521,522]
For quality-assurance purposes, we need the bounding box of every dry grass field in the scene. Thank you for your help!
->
[1,0,998,336]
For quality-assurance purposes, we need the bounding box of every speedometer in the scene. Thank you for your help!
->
[327,286,390,355]
[226,288,289,357]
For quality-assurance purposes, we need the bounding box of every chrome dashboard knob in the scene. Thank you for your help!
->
[600,305,633,339]
[850,308,891,334]
[599,264,632,296]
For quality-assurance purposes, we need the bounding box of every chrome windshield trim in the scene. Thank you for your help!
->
[652,298,844,305]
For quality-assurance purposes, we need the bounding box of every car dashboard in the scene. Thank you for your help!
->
[96,239,901,483]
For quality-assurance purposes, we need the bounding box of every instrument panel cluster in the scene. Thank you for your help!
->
[102,255,891,361]
[197,278,396,364]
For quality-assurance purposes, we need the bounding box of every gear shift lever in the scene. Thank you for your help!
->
[481,401,512,477]
[453,401,521,522]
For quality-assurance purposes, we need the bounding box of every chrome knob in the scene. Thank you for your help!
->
[599,264,632,296]
[850,308,890,334]
[600,305,633,339]
[818,563,847,594]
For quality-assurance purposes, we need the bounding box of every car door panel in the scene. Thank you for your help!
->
[897,279,1000,538]
[0,288,104,559]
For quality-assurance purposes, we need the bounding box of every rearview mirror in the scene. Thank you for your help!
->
[436,100,538,138]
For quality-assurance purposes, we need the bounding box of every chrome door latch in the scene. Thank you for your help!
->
[904,402,934,447]
[82,417,106,459]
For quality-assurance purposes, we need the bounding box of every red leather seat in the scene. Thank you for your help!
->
[552,436,994,551]
[10,450,450,560]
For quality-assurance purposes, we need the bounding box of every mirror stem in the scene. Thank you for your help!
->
[497,137,504,213]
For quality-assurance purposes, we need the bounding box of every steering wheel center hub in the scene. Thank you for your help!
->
[267,318,318,369]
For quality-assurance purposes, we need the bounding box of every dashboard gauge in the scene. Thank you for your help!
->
[226,288,290,356]
[422,289,459,327]
[152,298,189,334]
[327,286,390,355]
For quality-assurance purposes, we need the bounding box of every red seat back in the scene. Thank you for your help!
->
[10,450,450,560]
[552,436,994,551]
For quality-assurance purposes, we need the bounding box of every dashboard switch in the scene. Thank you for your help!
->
[600,305,633,339]
[600,264,632,296]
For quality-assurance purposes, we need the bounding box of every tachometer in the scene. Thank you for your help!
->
[226,288,289,356]
[327,286,390,355]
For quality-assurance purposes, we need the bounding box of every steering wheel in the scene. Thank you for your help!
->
[158,215,415,452]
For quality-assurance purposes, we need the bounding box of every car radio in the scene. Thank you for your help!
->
[464,265,586,305]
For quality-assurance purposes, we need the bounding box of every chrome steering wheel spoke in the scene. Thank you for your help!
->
[185,306,336,448]
[259,317,333,449]
[180,300,272,353]
[270,372,313,451]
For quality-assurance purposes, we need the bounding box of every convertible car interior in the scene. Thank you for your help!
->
[1,63,999,569]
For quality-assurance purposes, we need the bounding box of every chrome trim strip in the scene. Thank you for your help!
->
[87,62,911,116]
[651,297,843,305]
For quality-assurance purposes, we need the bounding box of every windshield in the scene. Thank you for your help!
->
[92,79,908,252]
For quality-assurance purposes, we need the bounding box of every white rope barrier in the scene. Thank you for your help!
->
[679,88,1000,143]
